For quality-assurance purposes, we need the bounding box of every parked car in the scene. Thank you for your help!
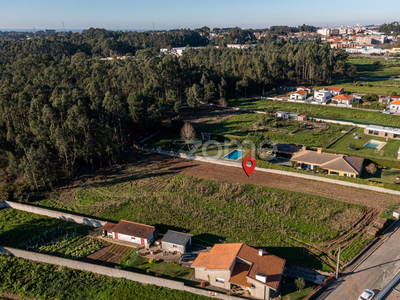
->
[358,289,375,300]
[180,253,198,261]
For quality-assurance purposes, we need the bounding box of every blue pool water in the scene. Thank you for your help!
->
[364,141,381,149]
[223,150,244,161]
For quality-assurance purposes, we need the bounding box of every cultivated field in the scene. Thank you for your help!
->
[39,151,400,271]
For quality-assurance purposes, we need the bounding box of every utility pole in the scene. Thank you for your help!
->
[335,247,341,279]
[33,26,36,38]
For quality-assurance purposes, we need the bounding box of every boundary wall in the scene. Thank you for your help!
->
[0,201,107,228]
[0,246,235,300]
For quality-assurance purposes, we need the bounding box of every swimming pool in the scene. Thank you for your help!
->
[364,140,385,149]
[223,149,244,161]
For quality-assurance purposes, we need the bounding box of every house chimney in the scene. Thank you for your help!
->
[317,148,322,154]
[259,249,263,256]
[302,145,306,150]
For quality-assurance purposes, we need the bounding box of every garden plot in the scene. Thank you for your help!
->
[83,243,133,267]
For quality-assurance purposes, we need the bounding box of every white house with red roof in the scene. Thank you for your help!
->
[102,220,155,247]
[390,100,400,112]
[192,243,286,300]
[290,90,307,100]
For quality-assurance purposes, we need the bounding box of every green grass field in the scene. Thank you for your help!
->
[0,255,212,300]
[347,57,400,79]
[0,208,89,248]
[40,174,367,271]
[328,127,400,161]
[281,277,317,300]
[228,98,400,127]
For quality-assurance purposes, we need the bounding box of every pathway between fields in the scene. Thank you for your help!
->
[128,151,400,209]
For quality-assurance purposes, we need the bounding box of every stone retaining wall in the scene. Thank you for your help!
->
[0,201,107,228]
[0,246,234,300]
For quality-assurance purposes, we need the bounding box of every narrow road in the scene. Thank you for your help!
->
[322,222,400,300]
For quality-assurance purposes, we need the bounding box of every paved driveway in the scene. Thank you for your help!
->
[324,223,400,300]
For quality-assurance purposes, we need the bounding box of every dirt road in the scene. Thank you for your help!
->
[125,151,399,210]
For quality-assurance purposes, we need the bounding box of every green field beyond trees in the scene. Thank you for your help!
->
[41,174,365,271]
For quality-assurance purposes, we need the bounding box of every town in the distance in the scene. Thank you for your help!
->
[1,17,400,300]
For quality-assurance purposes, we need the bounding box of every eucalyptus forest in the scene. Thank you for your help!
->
[0,28,348,199]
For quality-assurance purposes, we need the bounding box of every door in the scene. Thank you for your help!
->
[115,233,118,240]
[141,238,145,246]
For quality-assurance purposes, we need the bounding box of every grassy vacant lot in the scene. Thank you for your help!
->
[125,257,194,280]
[281,277,317,300]
[0,208,89,248]
[228,98,400,127]
[347,57,400,79]
[40,174,366,271]
[0,255,212,300]
[362,167,400,184]
[328,127,400,160]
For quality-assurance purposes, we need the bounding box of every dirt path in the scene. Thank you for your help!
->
[127,151,400,210]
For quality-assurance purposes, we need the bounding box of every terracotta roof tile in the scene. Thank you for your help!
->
[237,245,286,290]
[324,87,344,92]
[332,94,355,101]
[291,90,307,95]
[229,263,252,287]
[111,220,154,239]
[191,243,243,269]
[101,222,117,231]
[391,100,400,105]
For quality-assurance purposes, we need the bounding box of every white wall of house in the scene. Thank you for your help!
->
[194,267,233,290]
[247,277,271,300]
[290,93,306,100]
[390,104,400,111]
[112,229,154,246]
[161,241,187,253]
[314,91,332,102]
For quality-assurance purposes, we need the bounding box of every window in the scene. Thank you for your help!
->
[394,135,398,138]
[385,132,388,137]
[374,131,379,135]
[330,171,339,175]
[369,130,373,134]
[215,278,225,284]
[344,173,354,178]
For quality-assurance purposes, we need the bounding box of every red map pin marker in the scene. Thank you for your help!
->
[242,157,256,177]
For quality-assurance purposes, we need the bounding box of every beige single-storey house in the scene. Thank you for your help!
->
[291,148,364,178]
[364,125,400,140]
[192,243,286,300]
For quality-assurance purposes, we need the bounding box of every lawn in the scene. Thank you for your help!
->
[125,257,194,280]
[328,127,400,161]
[347,57,400,79]
[40,174,367,271]
[281,277,317,300]
[228,98,400,128]
[339,233,375,264]
[0,208,89,248]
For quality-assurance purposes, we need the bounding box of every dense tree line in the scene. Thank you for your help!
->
[269,24,317,34]
[380,22,400,34]
[0,29,345,198]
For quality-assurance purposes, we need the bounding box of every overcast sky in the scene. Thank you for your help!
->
[0,0,399,30]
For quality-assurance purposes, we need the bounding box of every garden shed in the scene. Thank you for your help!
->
[161,230,192,253]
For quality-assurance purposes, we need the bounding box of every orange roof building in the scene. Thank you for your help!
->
[192,243,286,298]
[324,86,344,94]
[332,94,356,104]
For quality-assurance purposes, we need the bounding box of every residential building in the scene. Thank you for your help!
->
[289,90,307,100]
[296,86,313,93]
[192,243,286,300]
[389,100,400,112]
[364,125,400,140]
[108,220,155,247]
[332,94,356,105]
[275,111,300,119]
[314,90,332,103]
[291,148,364,178]
[323,87,344,96]
[161,230,192,253]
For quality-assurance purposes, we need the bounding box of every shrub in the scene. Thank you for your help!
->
[295,277,306,291]
[146,269,150,273]
[149,258,155,264]
[170,272,176,278]
[200,281,206,287]
[227,292,232,296]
